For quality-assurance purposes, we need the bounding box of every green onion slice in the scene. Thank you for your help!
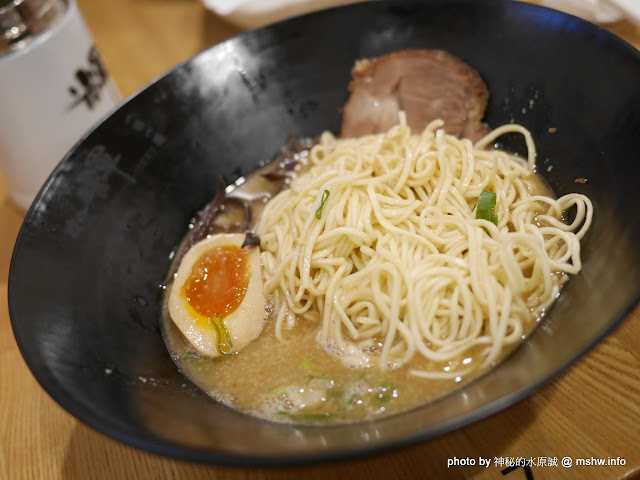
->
[301,357,315,370]
[210,313,234,355]
[476,189,499,227]
[315,189,330,220]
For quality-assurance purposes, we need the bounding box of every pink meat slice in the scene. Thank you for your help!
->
[340,49,490,142]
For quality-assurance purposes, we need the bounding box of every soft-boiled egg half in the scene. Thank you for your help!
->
[168,233,265,357]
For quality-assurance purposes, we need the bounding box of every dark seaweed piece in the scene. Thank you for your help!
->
[280,133,316,159]
[188,176,229,245]
[205,195,254,234]
[262,135,317,182]
[208,222,246,234]
[261,171,292,182]
[224,196,252,232]
[241,232,261,248]
[163,176,227,283]
[164,136,315,285]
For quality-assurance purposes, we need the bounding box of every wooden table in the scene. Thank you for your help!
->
[1,1,639,478]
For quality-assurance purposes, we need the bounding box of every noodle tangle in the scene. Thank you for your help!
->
[256,116,592,378]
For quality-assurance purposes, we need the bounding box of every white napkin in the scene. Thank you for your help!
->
[206,0,246,16]
[203,0,366,30]
[542,0,640,25]
[204,0,640,31]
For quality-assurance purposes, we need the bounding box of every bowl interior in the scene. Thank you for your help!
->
[9,0,640,465]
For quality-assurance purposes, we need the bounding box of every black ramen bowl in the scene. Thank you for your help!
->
[9,0,640,466]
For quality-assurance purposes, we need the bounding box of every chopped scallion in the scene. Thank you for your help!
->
[301,357,315,370]
[476,189,499,227]
[210,313,234,355]
[315,189,330,219]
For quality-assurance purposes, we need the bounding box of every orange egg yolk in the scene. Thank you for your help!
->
[182,245,251,319]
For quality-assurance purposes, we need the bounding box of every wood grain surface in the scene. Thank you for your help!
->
[1,1,639,479]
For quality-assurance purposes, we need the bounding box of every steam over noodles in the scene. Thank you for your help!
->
[256,116,592,379]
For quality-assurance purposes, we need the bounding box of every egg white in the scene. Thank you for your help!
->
[168,233,265,357]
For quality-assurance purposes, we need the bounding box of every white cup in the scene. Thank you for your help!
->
[0,0,120,211]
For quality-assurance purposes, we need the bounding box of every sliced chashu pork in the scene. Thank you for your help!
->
[341,49,490,142]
